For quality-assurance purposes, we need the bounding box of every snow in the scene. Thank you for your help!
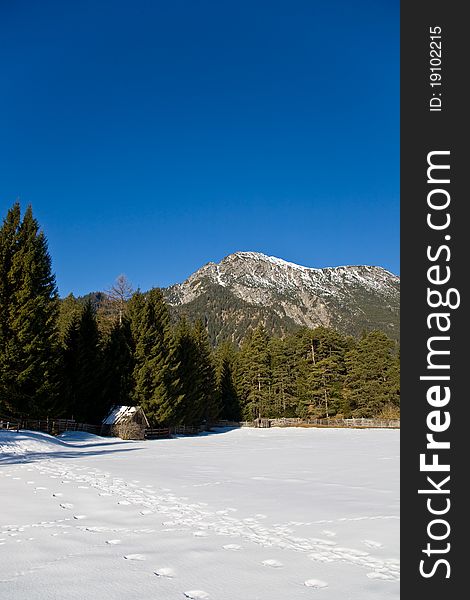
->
[169,250,399,312]
[0,427,399,599]
[103,405,139,425]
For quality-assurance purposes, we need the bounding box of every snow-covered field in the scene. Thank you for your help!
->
[0,427,399,599]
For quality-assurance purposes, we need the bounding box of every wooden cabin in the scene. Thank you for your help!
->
[101,405,149,440]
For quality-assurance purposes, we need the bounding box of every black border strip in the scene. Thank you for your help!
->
[401,2,466,596]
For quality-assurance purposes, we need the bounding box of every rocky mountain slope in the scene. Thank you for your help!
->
[163,252,400,344]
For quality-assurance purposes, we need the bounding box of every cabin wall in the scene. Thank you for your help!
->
[111,419,146,440]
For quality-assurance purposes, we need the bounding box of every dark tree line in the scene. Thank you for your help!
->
[236,325,399,420]
[0,204,400,426]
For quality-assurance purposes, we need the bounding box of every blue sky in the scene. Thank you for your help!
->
[1,0,399,297]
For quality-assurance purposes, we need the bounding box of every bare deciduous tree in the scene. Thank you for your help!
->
[107,274,134,325]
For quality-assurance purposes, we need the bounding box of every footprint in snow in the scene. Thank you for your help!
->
[363,539,384,549]
[52,493,63,497]
[154,567,176,578]
[140,509,153,515]
[73,515,87,520]
[118,500,131,505]
[366,572,393,580]
[106,539,121,545]
[304,579,328,589]
[262,559,283,568]
[60,503,74,510]
[124,554,146,561]
[184,591,209,599]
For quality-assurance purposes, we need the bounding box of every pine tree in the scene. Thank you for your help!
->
[62,311,81,418]
[0,204,60,417]
[62,301,103,422]
[173,318,203,425]
[172,319,219,426]
[238,326,272,420]
[101,317,134,413]
[269,336,298,417]
[57,293,83,343]
[129,289,182,426]
[193,320,220,424]
[215,342,241,421]
[344,331,400,417]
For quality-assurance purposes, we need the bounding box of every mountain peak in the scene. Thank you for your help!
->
[224,251,314,271]
[163,252,400,344]
[219,251,396,278]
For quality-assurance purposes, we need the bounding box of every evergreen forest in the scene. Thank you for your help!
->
[0,204,400,426]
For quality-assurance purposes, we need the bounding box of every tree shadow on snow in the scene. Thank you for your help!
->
[0,445,141,465]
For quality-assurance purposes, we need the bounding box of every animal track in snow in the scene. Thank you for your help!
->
[154,567,176,578]
[304,579,328,588]
[26,459,399,583]
[367,572,394,580]
[321,530,336,537]
[124,554,146,561]
[262,559,283,568]
[59,503,73,510]
[105,539,121,545]
[363,539,383,549]
[184,591,209,599]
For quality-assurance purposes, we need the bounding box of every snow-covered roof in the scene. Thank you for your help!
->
[102,405,148,427]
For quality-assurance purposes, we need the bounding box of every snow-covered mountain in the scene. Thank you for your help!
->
[164,252,400,344]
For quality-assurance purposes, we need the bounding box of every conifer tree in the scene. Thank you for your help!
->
[61,311,81,417]
[193,320,220,423]
[62,300,103,422]
[102,317,134,413]
[269,336,298,417]
[344,330,400,417]
[0,204,60,417]
[129,289,182,425]
[238,326,272,419]
[57,293,82,342]
[215,342,241,421]
[173,318,203,425]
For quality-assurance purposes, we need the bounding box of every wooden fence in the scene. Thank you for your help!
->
[304,417,400,428]
[170,424,206,436]
[1,415,400,438]
[145,427,171,440]
[0,417,99,435]
[239,417,400,429]
[0,418,20,431]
